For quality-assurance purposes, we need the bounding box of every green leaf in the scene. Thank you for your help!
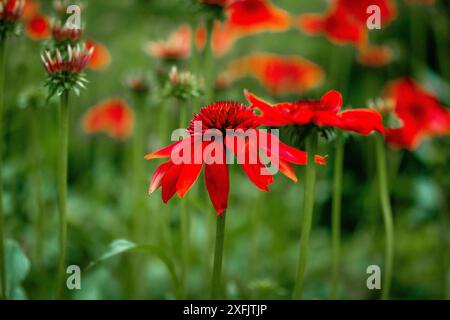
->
[5,239,30,299]
[86,239,179,296]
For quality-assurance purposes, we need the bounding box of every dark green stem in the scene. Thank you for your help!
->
[331,137,344,299]
[55,90,69,300]
[0,35,7,300]
[293,132,318,299]
[374,134,394,300]
[211,212,226,299]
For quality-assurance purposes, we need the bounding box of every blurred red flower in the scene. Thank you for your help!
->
[298,0,396,66]
[145,101,326,215]
[24,13,49,40]
[196,0,291,56]
[86,39,111,70]
[0,0,25,22]
[145,24,191,60]
[82,98,134,139]
[221,53,324,96]
[246,90,385,135]
[384,79,450,149]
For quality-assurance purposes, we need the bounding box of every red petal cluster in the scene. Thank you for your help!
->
[220,53,324,96]
[385,79,450,149]
[145,24,191,60]
[145,101,326,215]
[41,44,93,75]
[0,0,24,23]
[82,98,134,140]
[246,90,385,135]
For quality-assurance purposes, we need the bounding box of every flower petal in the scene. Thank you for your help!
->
[321,90,342,112]
[161,164,183,203]
[148,160,174,194]
[176,163,203,198]
[205,163,229,215]
[337,109,385,135]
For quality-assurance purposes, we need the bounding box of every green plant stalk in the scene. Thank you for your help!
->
[211,212,226,299]
[178,100,189,297]
[203,18,214,103]
[293,132,318,299]
[374,133,394,300]
[55,90,70,300]
[331,137,344,299]
[30,106,44,266]
[0,35,7,300]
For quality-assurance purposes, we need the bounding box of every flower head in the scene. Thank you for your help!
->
[25,13,49,40]
[383,79,450,149]
[221,53,324,96]
[165,66,202,100]
[41,43,93,97]
[51,19,83,43]
[145,25,191,61]
[0,0,25,36]
[82,98,134,140]
[145,101,326,215]
[246,90,384,135]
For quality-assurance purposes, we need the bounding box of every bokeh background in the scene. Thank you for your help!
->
[1,0,449,299]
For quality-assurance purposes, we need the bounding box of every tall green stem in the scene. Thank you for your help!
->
[0,35,7,300]
[203,18,214,103]
[293,132,318,299]
[211,212,226,299]
[374,134,394,300]
[55,90,69,300]
[331,137,344,299]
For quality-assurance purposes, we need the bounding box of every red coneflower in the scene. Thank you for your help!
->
[222,53,324,96]
[246,89,384,135]
[0,0,24,22]
[145,24,191,60]
[145,101,326,215]
[85,39,111,71]
[383,78,450,150]
[24,13,49,40]
[51,20,83,43]
[41,44,93,75]
[82,98,134,140]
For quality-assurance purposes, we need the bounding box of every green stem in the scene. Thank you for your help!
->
[203,18,214,103]
[331,137,344,299]
[374,134,394,300]
[293,132,318,299]
[30,106,44,266]
[178,100,189,297]
[211,212,226,299]
[0,35,7,300]
[55,90,70,300]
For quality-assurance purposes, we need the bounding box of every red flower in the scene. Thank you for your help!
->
[384,79,450,149]
[24,13,49,40]
[51,20,83,43]
[246,90,385,135]
[298,0,396,64]
[357,45,392,67]
[145,24,191,60]
[86,39,111,71]
[82,98,134,139]
[221,53,324,96]
[145,101,326,215]
[196,0,291,56]
[41,44,93,75]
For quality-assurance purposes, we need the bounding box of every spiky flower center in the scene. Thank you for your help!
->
[187,101,259,134]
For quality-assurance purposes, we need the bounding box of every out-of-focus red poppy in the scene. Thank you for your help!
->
[357,45,392,67]
[221,53,324,96]
[384,79,450,150]
[25,13,49,40]
[196,0,292,56]
[145,25,191,60]
[246,90,385,135]
[86,39,111,71]
[145,101,326,215]
[82,98,134,139]
[298,0,396,47]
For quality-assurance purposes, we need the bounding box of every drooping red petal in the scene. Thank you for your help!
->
[176,163,203,198]
[205,162,229,215]
[278,159,298,182]
[148,160,174,194]
[337,109,385,135]
[161,164,183,203]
